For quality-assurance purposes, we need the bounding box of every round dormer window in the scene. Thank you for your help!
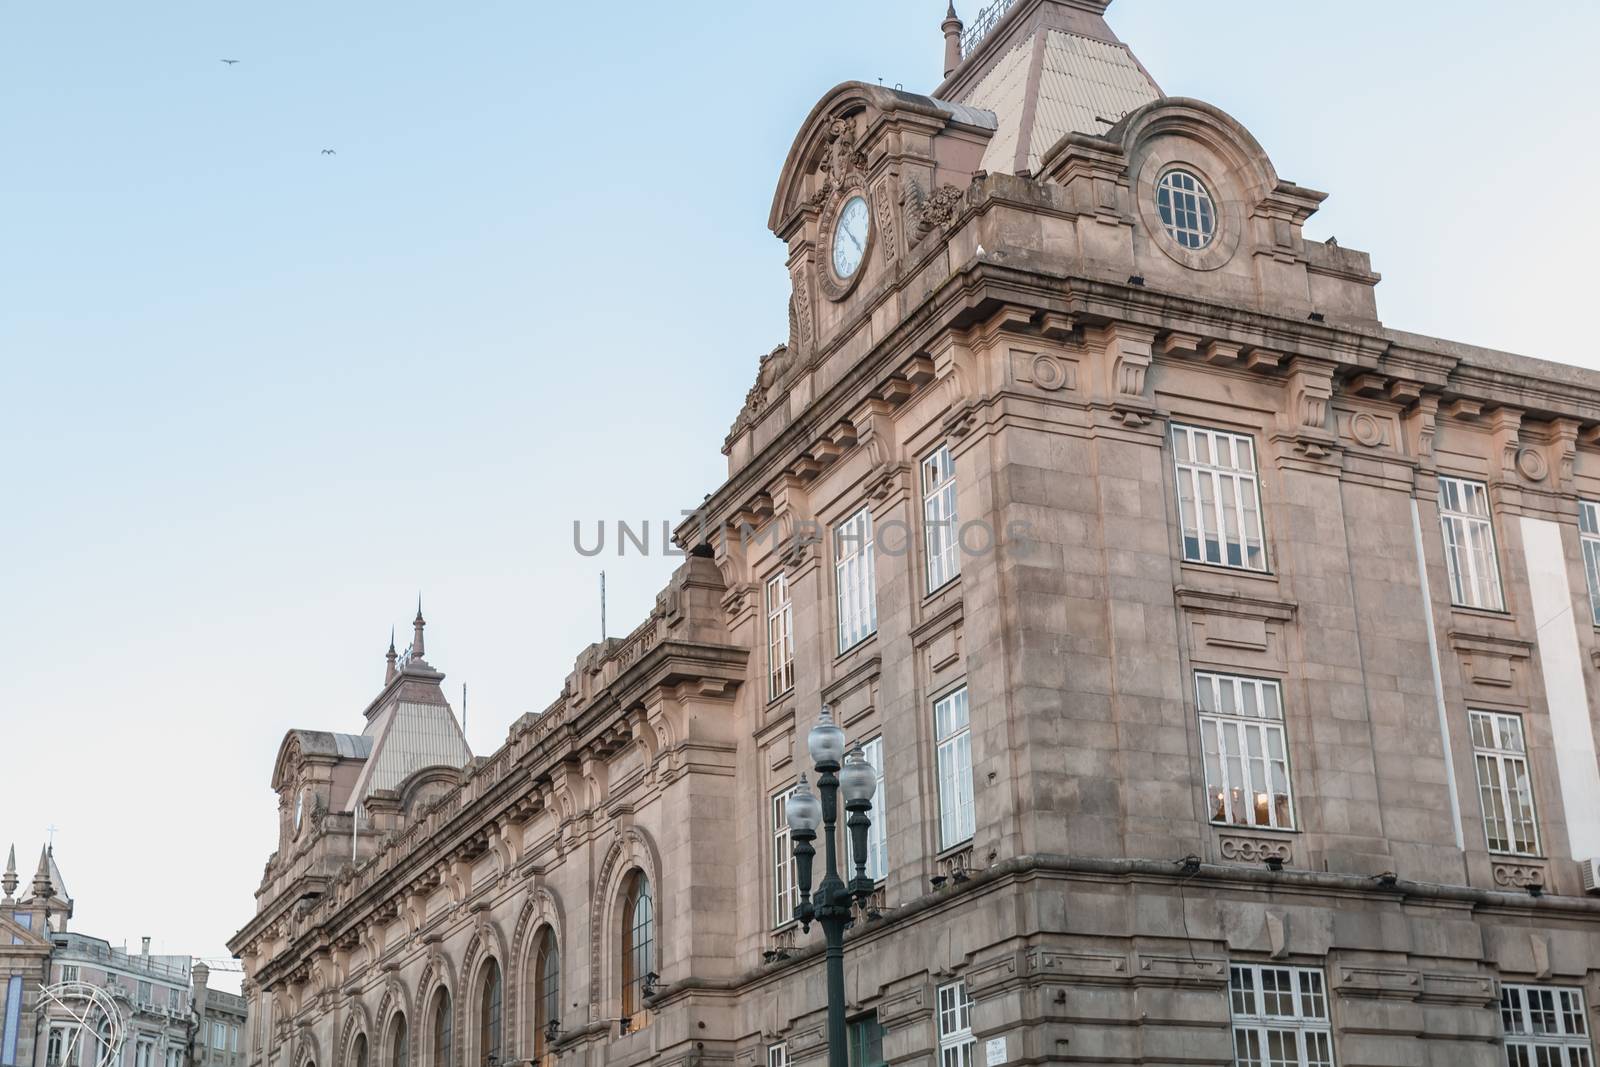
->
[1156,169,1215,250]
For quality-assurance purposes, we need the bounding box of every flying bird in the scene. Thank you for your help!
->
[220,59,239,65]
[321,149,337,155]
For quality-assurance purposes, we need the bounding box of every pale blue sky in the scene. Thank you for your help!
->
[4,1,1597,986]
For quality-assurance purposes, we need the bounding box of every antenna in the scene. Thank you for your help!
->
[601,571,608,641]
[461,683,468,734]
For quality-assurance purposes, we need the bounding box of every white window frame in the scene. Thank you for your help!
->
[935,688,975,850]
[1228,964,1335,1067]
[1156,169,1216,250]
[922,444,960,593]
[1196,672,1295,832]
[212,1023,226,1051]
[1580,502,1600,627]
[1502,984,1593,1066]
[847,736,888,883]
[766,571,794,700]
[1470,710,1541,856]
[835,507,878,652]
[1437,475,1505,610]
[936,981,976,1067]
[60,964,79,984]
[1171,424,1267,572]
[771,787,799,928]
[766,1042,788,1067]
[230,1026,239,1053]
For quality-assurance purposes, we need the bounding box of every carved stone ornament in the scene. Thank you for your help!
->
[1219,834,1292,865]
[810,116,865,209]
[1349,411,1384,448]
[902,176,966,243]
[1492,861,1546,889]
[872,177,898,265]
[1032,353,1068,391]
[1515,447,1549,483]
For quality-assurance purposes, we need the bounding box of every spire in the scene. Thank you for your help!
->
[31,846,53,900]
[412,596,426,661]
[942,2,964,79]
[385,628,398,685]
[2,845,16,902]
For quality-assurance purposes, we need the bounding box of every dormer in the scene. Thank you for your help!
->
[768,84,995,363]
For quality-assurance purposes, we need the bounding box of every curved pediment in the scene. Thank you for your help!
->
[768,81,996,238]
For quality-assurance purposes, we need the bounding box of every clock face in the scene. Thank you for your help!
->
[831,195,870,280]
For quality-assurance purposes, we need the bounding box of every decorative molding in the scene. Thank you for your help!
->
[1333,966,1422,999]
[872,176,898,266]
[1447,631,1532,690]
[1026,948,1128,983]
[1132,953,1227,985]
[1219,834,1292,865]
[1492,861,1547,890]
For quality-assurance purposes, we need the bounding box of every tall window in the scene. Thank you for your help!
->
[847,737,888,882]
[767,1043,789,1067]
[836,507,878,652]
[1172,424,1266,571]
[231,1027,239,1054]
[772,788,799,927]
[1196,672,1294,831]
[390,1015,407,1067]
[1438,476,1504,610]
[214,1024,227,1050]
[923,444,960,592]
[532,929,560,1065]
[352,1035,367,1067]
[766,572,794,699]
[621,873,654,1027]
[1470,710,1540,855]
[1580,502,1600,626]
[431,990,452,1067]
[60,965,79,984]
[1171,428,1267,575]
[848,1014,886,1067]
[1501,985,1592,1066]
[478,961,500,1067]
[935,688,975,849]
[936,982,976,1067]
[1228,964,1334,1067]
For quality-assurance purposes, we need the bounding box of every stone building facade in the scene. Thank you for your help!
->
[192,965,247,1067]
[230,2,1600,1066]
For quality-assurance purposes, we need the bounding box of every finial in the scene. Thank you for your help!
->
[385,628,398,684]
[2,845,17,902]
[31,846,53,899]
[412,596,426,660]
[942,2,965,79]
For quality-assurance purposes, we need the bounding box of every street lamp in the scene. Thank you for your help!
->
[786,705,878,1067]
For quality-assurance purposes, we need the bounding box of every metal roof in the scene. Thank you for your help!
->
[961,29,1159,174]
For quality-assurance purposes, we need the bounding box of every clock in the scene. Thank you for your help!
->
[831,195,870,281]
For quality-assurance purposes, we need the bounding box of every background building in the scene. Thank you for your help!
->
[192,965,246,1067]
[1,847,67,1067]
[231,2,1600,1066]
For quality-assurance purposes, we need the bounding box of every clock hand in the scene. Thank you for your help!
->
[848,230,863,254]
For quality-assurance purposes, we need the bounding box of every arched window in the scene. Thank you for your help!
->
[478,962,501,1067]
[432,990,452,1067]
[390,1016,407,1067]
[532,930,560,1064]
[620,873,654,1027]
[352,1034,368,1067]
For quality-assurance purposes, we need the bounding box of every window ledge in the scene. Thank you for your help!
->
[1179,560,1277,582]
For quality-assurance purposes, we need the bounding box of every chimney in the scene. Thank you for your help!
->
[942,3,965,78]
